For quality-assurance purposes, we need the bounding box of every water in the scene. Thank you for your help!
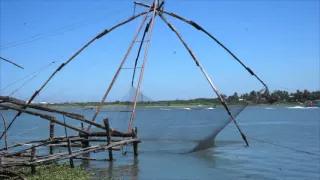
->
[0,106,319,179]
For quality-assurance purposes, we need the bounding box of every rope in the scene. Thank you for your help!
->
[12,126,40,138]
[0,6,129,50]
[0,58,63,93]
[247,136,320,157]
[7,59,61,96]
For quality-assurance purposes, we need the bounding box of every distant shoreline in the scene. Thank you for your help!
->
[42,102,304,108]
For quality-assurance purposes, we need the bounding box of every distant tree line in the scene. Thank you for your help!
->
[53,89,320,106]
[225,89,320,104]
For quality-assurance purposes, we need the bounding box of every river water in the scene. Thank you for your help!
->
[1,106,319,179]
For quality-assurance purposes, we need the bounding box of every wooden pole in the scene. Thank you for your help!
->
[133,127,138,156]
[158,13,249,147]
[67,139,74,168]
[0,112,8,152]
[30,139,139,165]
[128,1,158,132]
[0,10,150,141]
[31,146,36,175]
[0,56,24,69]
[0,96,107,131]
[79,132,89,148]
[87,5,154,131]
[0,136,79,152]
[0,104,90,135]
[135,1,269,91]
[103,118,113,161]
[49,121,54,154]
[131,20,150,87]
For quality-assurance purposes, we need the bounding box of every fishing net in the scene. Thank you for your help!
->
[87,46,269,154]
[84,22,272,153]
[0,13,272,154]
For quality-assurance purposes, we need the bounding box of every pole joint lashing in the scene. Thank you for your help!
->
[156,1,165,11]
[168,23,175,32]
[189,21,202,30]
[145,23,150,32]
[57,63,66,71]
[246,67,254,76]
[96,29,109,39]
[29,90,40,102]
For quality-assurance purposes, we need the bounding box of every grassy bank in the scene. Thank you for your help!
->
[8,163,90,180]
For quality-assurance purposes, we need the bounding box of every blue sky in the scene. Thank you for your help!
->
[0,0,319,102]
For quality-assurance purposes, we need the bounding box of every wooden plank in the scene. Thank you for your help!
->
[104,118,113,161]
[67,139,74,168]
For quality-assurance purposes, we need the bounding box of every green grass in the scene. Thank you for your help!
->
[9,163,90,180]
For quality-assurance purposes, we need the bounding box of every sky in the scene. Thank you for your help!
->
[0,0,319,103]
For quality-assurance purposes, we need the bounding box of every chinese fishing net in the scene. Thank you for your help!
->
[87,39,269,154]
[0,15,271,154]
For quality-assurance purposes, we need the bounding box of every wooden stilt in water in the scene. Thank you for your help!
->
[79,132,89,148]
[133,127,138,156]
[67,139,74,168]
[49,121,54,154]
[31,146,36,175]
[103,118,113,161]
[0,112,8,152]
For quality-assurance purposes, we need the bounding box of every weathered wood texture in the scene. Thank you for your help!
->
[104,118,113,161]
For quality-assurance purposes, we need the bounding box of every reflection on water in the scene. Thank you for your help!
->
[1,107,319,179]
[83,155,139,180]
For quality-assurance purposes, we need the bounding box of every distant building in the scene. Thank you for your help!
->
[39,101,48,105]
[27,101,36,104]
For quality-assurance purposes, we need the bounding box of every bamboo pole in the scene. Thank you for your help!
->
[30,146,36,174]
[134,1,269,91]
[103,118,113,161]
[5,137,83,157]
[88,130,133,138]
[0,104,90,135]
[128,1,158,132]
[0,112,8,152]
[0,96,106,130]
[158,13,249,147]
[0,10,150,141]
[133,127,138,156]
[49,121,54,154]
[0,56,24,69]
[0,136,79,152]
[131,21,150,87]
[87,5,154,131]
[31,139,139,165]
[67,139,74,168]
[79,132,89,148]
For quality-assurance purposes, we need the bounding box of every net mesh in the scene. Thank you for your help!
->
[0,15,270,153]
[89,86,260,153]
